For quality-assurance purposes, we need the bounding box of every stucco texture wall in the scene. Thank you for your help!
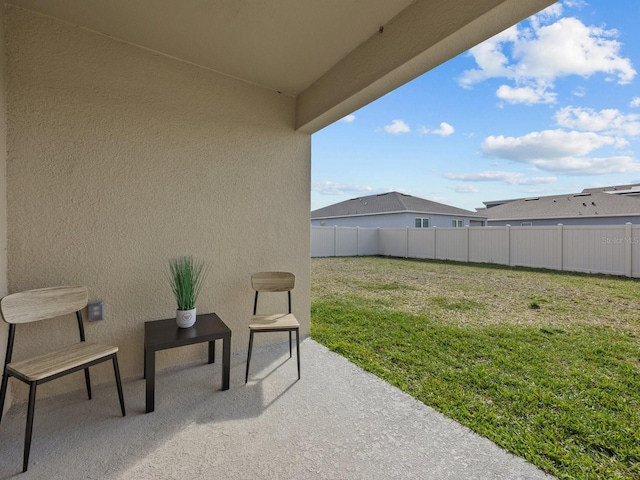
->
[6,7,310,401]
[0,3,10,413]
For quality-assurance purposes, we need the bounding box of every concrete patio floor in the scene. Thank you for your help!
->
[0,339,553,479]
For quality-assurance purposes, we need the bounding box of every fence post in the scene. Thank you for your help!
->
[625,222,632,277]
[465,226,470,262]
[406,227,410,258]
[433,227,437,259]
[505,225,511,266]
[557,224,563,271]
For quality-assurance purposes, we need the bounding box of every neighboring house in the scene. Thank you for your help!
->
[480,191,640,226]
[583,183,640,197]
[312,191,487,228]
[0,0,555,411]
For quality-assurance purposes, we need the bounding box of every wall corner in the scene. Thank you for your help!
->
[0,1,10,415]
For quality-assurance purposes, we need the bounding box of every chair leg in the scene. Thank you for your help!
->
[296,329,300,380]
[289,331,292,358]
[112,354,126,417]
[245,330,254,384]
[0,370,9,424]
[23,382,37,472]
[83,367,92,400]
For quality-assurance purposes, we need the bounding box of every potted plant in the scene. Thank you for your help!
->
[169,255,208,328]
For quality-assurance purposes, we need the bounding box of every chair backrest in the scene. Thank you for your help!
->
[251,272,295,292]
[0,286,88,325]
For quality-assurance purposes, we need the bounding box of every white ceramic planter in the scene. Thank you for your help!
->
[176,308,196,328]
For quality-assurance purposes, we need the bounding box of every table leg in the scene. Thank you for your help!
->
[145,348,155,413]
[208,339,215,364]
[222,334,231,390]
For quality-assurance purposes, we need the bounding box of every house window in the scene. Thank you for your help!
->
[521,222,532,226]
[452,219,463,227]
[415,217,430,228]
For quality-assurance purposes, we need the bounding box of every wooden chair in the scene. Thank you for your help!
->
[245,272,300,383]
[0,286,126,472]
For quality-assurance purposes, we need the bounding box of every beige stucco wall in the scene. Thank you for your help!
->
[0,3,10,413]
[6,6,310,402]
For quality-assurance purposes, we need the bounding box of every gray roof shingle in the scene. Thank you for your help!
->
[483,192,640,220]
[311,191,485,219]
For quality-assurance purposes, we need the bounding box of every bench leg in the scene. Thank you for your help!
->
[245,330,254,384]
[23,382,37,472]
[0,370,9,424]
[296,329,300,380]
[112,354,126,417]
[84,368,92,400]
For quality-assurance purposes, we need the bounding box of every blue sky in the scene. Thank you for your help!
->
[311,0,640,212]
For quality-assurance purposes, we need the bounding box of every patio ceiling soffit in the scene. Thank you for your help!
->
[8,0,557,134]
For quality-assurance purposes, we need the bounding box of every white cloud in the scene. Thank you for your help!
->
[563,0,587,8]
[572,86,586,97]
[432,122,455,137]
[482,129,622,161]
[444,171,557,185]
[555,106,640,136]
[458,26,518,88]
[448,184,479,193]
[312,181,379,196]
[480,129,640,174]
[382,119,410,134]
[340,114,356,123]
[458,15,636,103]
[496,85,557,105]
[518,19,635,84]
[631,97,640,108]
[529,3,564,30]
[418,122,455,136]
[524,156,640,175]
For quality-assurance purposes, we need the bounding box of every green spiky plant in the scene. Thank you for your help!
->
[169,256,208,310]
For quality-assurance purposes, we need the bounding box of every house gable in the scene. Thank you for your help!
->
[312,192,487,227]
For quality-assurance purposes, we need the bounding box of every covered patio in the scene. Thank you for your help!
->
[0,340,551,478]
[0,0,556,476]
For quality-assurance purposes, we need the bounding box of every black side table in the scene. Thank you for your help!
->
[144,313,231,413]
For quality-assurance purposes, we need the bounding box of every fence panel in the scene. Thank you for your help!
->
[563,225,627,275]
[510,226,558,269]
[311,227,337,257]
[358,228,379,256]
[310,224,639,277]
[336,228,358,256]
[633,226,640,278]
[379,228,409,257]
[407,229,435,258]
[468,227,508,265]
[434,228,468,262]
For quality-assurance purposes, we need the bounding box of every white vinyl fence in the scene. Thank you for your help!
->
[311,224,640,278]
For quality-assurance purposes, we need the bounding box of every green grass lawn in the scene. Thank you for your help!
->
[311,257,640,480]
